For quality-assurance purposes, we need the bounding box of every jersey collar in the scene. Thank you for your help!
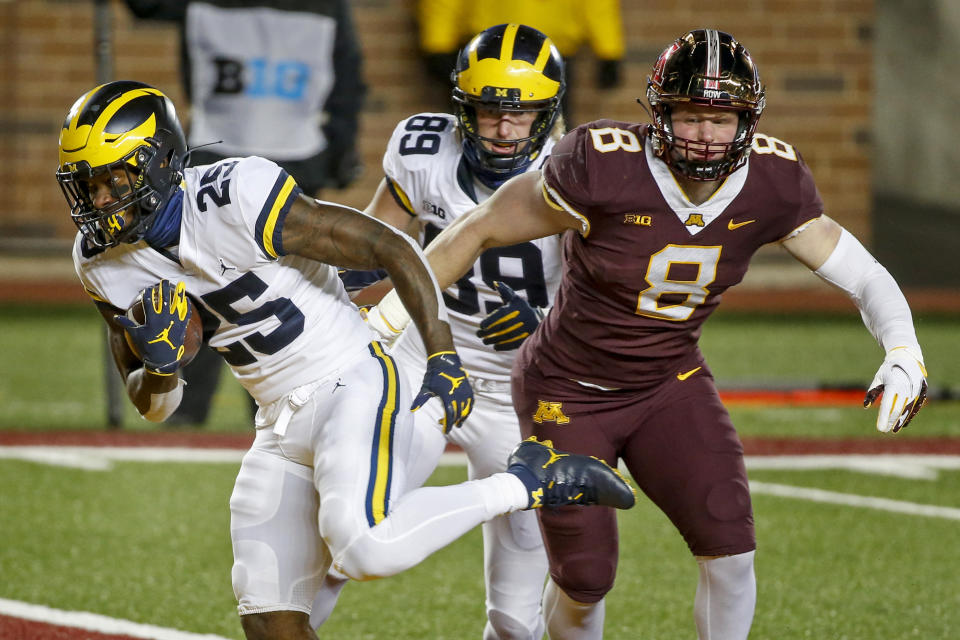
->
[143,188,184,249]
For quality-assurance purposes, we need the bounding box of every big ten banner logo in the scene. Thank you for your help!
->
[212,57,310,100]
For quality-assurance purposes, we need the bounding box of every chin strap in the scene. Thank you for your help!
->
[462,139,533,189]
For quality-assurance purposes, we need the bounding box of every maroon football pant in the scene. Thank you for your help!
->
[511,356,755,603]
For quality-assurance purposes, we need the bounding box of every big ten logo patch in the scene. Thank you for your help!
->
[532,400,570,424]
[422,200,447,219]
[213,57,310,100]
[624,213,652,226]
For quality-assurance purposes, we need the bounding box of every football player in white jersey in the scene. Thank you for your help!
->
[56,81,636,640]
[324,24,566,640]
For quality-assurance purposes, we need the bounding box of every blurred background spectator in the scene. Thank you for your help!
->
[124,0,366,195]
[416,0,625,124]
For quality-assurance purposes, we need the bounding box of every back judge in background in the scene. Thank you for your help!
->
[125,0,366,425]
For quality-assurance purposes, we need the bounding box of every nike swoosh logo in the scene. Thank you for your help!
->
[728,219,756,230]
[677,367,702,381]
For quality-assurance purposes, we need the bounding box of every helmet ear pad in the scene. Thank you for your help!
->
[137,130,186,214]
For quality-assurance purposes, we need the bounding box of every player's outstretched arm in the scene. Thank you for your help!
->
[281,194,474,429]
[424,171,578,290]
[281,194,451,352]
[783,215,927,432]
[364,172,579,339]
[343,177,421,307]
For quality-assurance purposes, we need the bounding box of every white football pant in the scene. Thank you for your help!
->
[230,343,528,615]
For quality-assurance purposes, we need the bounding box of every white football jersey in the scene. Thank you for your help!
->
[383,113,563,382]
[73,156,373,404]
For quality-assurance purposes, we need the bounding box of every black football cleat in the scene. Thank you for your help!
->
[506,437,636,510]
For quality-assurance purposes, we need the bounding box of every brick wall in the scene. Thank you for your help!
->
[0,0,874,248]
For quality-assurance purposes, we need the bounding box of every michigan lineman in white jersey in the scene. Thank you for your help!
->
[57,81,635,640]
[324,25,567,640]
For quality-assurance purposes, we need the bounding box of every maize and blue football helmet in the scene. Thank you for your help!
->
[56,81,187,247]
[452,24,565,188]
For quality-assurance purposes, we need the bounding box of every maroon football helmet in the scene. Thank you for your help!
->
[645,29,765,181]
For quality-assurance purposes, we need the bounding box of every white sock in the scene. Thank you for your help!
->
[694,551,756,640]
[543,578,605,640]
[489,471,535,513]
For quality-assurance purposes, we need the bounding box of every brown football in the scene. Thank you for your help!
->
[125,292,204,366]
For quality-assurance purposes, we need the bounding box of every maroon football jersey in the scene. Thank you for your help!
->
[526,119,823,389]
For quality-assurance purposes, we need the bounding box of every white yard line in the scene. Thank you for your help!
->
[3,446,960,520]
[743,454,960,480]
[3,446,960,480]
[0,445,465,469]
[0,597,233,640]
[750,481,960,520]
[0,446,246,469]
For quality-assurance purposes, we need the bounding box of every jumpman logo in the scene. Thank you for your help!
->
[541,449,569,470]
[147,321,177,350]
[439,372,466,394]
[219,258,236,276]
[332,379,346,394]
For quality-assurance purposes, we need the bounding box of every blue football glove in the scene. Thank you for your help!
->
[411,351,473,433]
[476,281,544,351]
[115,279,192,376]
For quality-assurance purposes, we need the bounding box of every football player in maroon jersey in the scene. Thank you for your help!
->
[365,29,928,639]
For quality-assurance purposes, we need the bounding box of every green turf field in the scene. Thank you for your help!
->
[1,462,958,639]
[1,303,957,436]
[1,303,958,638]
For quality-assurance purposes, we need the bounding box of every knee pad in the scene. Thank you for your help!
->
[231,448,325,614]
[486,608,543,640]
[481,513,548,639]
[505,509,543,552]
[326,512,396,581]
[552,553,616,603]
[688,478,756,556]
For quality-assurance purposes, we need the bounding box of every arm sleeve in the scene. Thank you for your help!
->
[814,228,922,356]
